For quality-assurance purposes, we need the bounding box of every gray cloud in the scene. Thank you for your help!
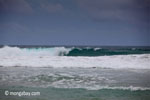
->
[0,0,149,46]
[0,0,33,14]
[40,3,64,13]
[0,0,67,15]
[76,0,149,23]
[0,22,29,33]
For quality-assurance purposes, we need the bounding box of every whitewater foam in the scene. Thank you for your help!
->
[50,85,150,91]
[84,86,150,91]
[0,46,71,56]
[0,46,150,69]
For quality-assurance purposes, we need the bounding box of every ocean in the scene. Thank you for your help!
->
[0,45,150,100]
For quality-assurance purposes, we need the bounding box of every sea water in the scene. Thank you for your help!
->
[0,46,150,100]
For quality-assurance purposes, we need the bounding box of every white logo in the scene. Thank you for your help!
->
[5,91,9,96]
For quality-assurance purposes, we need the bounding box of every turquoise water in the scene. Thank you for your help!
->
[22,46,150,56]
[0,67,150,100]
[0,86,150,100]
[66,48,150,56]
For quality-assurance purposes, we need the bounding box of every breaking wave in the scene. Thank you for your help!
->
[0,46,71,57]
[0,46,150,69]
[0,46,150,57]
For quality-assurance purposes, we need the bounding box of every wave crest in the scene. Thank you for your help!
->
[0,46,71,57]
[0,46,150,69]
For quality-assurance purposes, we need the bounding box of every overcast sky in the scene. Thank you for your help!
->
[0,0,149,46]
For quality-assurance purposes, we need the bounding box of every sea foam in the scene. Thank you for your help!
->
[0,46,71,56]
[0,46,150,69]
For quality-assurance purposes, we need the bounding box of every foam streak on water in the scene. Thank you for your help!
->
[0,55,150,69]
[0,67,150,91]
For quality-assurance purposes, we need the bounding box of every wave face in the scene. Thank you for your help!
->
[0,46,150,69]
[0,46,150,57]
[66,47,150,56]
